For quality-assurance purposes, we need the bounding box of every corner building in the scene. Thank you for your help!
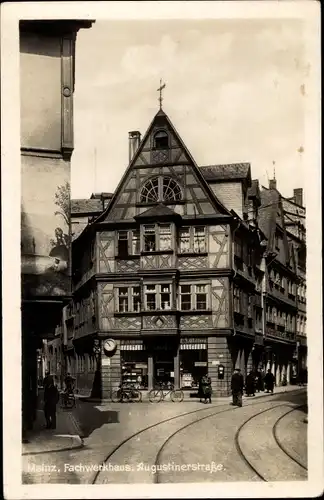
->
[70,108,271,398]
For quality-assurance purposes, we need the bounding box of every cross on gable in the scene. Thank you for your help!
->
[157,79,166,109]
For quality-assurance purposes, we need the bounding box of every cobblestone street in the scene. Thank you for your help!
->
[22,387,307,484]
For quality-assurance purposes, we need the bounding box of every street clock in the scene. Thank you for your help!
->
[103,339,117,356]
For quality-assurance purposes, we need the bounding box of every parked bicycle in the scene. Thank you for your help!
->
[111,384,142,403]
[60,390,76,409]
[149,382,184,403]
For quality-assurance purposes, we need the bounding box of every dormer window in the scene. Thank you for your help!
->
[154,130,169,149]
[143,223,172,252]
[140,176,182,203]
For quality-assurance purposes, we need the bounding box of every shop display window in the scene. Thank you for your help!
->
[180,339,208,390]
[120,344,148,389]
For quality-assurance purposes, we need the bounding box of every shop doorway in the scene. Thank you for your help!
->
[153,344,176,388]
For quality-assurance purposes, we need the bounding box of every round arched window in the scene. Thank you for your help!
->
[140,176,182,203]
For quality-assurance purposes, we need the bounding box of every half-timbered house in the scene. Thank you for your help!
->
[63,107,298,398]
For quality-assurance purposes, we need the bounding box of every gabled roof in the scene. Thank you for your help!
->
[94,108,232,224]
[200,163,251,182]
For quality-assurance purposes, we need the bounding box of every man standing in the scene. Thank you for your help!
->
[264,369,275,394]
[231,368,244,407]
[245,371,255,397]
[44,376,59,429]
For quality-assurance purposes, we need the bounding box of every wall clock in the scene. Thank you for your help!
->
[103,338,117,356]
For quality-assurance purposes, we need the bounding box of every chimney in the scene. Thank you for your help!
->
[129,131,141,162]
[293,188,303,206]
[269,178,277,190]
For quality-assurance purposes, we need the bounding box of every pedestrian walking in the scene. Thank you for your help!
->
[231,368,244,407]
[201,374,212,404]
[245,371,255,396]
[44,376,59,429]
[264,369,275,394]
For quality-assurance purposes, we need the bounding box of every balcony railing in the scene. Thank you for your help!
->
[266,321,295,341]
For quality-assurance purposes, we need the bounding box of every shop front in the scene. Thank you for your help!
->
[120,340,148,389]
[179,337,208,391]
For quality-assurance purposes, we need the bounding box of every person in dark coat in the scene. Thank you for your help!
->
[245,371,255,396]
[257,370,265,392]
[264,369,275,394]
[201,375,212,404]
[44,376,59,429]
[231,369,244,407]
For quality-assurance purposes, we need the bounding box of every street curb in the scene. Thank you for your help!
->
[76,386,306,405]
[22,435,84,456]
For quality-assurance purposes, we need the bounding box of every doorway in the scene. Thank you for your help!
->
[153,344,176,388]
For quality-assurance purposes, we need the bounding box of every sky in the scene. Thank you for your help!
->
[71,18,309,200]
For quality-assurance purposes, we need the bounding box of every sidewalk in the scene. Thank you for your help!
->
[22,407,83,456]
[77,383,306,404]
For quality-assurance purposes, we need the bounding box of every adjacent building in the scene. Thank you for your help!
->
[20,19,94,432]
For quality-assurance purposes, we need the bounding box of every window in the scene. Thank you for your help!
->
[180,285,191,310]
[118,287,129,313]
[116,286,141,313]
[234,238,243,259]
[145,285,157,311]
[117,230,140,258]
[143,225,156,251]
[118,231,128,258]
[179,284,208,311]
[154,130,169,149]
[247,295,253,318]
[159,224,172,251]
[132,286,141,312]
[161,284,171,310]
[233,287,242,313]
[144,284,172,311]
[179,226,207,253]
[194,227,206,253]
[132,230,140,254]
[140,176,182,203]
[143,223,172,252]
[196,285,207,310]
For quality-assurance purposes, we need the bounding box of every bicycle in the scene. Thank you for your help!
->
[60,390,76,409]
[111,384,142,403]
[149,382,184,403]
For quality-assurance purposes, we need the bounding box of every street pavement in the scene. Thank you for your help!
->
[22,386,307,484]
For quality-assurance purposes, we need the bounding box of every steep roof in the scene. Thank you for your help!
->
[71,198,103,216]
[200,163,251,182]
[94,108,232,224]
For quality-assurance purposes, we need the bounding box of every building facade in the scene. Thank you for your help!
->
[257,179,303,386]
[282,188,307,377]
[20,20,94,433]
[57,107,303,399]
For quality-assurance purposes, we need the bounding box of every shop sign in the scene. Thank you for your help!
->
[135,363,148,369]
[194,362,207,367]
[102,357,111,366]
[210,360,220,365]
